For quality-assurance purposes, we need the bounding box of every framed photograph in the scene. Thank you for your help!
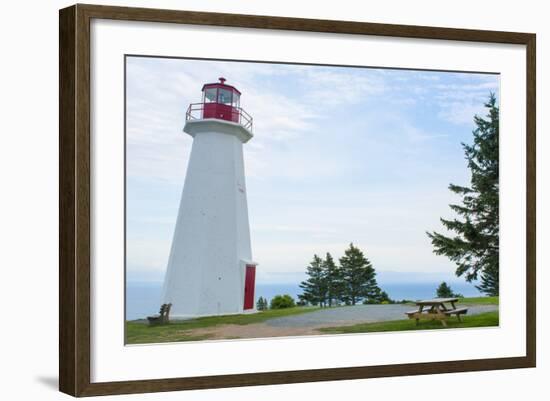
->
[59,4,536,397]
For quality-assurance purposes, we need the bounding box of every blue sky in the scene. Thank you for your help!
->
[125,56,499,285]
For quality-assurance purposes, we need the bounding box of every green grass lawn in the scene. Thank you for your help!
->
[398,296,499,306]
[126,306,319,344]
[319,311,499,334]
[126,297,499,344]
[459,296,499,305]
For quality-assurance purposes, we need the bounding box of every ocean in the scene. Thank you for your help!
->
[126,280,482,320]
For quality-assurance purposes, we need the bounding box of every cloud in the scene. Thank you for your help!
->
[433,77,499,125]
[300,68,387,106]
[438,101,489,125]
[403,125,449,143]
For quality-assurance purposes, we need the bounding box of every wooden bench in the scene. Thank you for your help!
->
[147,303,172,325]
[443,307,468,322]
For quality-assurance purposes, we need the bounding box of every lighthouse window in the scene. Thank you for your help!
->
[232,93,240,108]
[204,88,217,103]
[218,88,232,105]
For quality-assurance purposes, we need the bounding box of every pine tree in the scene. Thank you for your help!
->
[476,262,499,296]
[299,255,327,306]
[378,291,392,304]
[322,252,342,307]
[339,243,380,305]
[427,94,499,296]
[436,282,454,298]
[256,296,268,311]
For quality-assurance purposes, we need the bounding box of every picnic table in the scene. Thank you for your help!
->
[405,298,468,327]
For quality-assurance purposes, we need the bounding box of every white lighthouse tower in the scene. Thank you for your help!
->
[161,78,257,318]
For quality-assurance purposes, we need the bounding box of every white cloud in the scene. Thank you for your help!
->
[404,125,449,143]
[300,68,387,106]
[434,77,499,125]
[438,101,489,125]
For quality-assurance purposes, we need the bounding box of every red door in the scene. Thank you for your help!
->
[243,264,256,310]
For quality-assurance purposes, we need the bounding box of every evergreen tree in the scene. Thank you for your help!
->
[296,297,307,307]
[256,296,268,311]
[374,290,392,304]
[299,255,327,306]
[297,294,309,306]
[476,262,499,296]
[436,281,454,298]
[339,243,380,305]
[378,290,392,304]
[427,94,499,296]
[362,288,393,304]
[322,252,342,307]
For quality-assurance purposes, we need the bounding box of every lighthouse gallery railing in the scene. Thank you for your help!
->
[186,103,253,132]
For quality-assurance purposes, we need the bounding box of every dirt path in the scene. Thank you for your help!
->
[188,322,333,340]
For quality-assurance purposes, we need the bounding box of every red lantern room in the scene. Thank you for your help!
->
[186,77,253,132]
[202,77,241,121]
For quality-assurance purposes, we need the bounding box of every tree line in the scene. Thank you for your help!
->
[298,243,391,307]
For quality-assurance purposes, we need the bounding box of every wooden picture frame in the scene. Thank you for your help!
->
[59,3,536,397]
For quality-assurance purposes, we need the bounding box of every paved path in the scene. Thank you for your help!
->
[185,303,498,340]
[265,304,499,328]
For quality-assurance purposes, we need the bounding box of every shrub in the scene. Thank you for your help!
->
[270,294,296,309]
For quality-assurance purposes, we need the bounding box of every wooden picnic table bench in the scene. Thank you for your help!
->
[405,298,468,327]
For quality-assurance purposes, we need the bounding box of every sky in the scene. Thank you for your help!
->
[125,56,499,285]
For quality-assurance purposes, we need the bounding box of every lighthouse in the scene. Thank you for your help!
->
[161,78,257,318]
